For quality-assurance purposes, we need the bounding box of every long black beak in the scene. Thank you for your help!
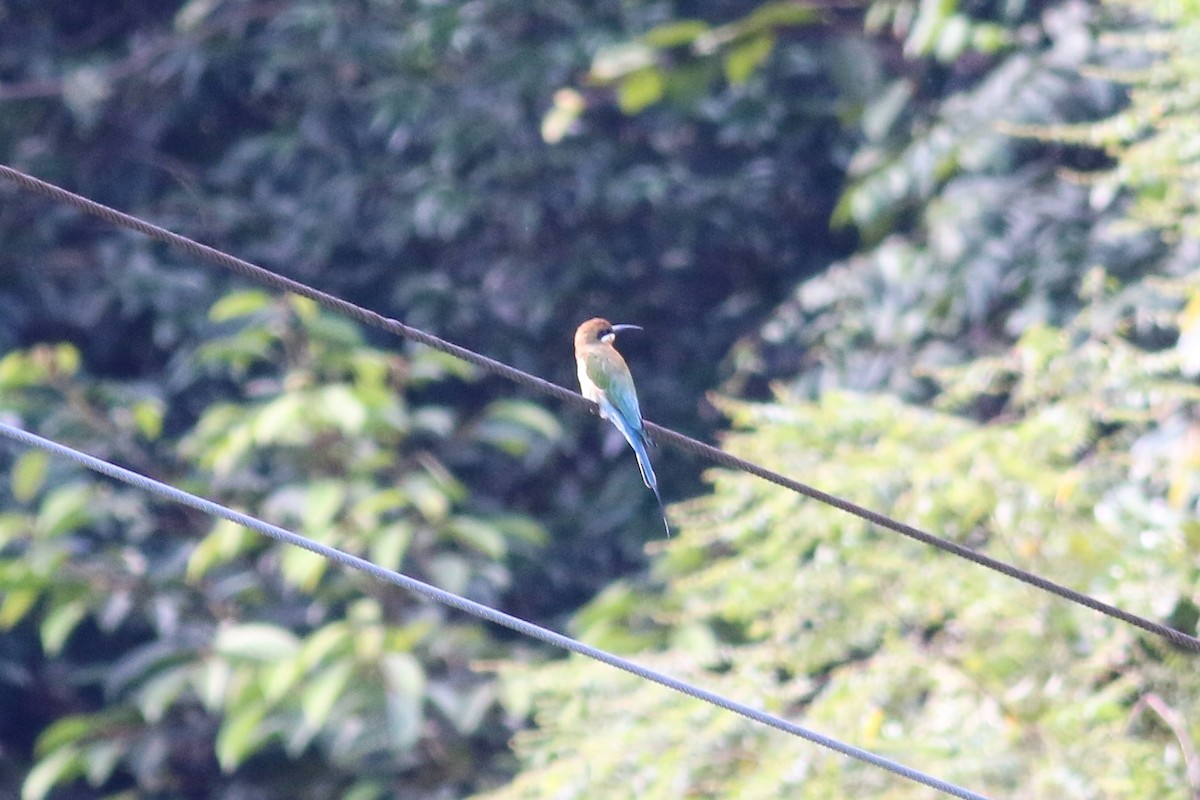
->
[610,324,643,335]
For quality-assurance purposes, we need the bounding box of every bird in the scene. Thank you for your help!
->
[574,317,670,536]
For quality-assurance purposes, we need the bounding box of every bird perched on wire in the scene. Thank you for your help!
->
[574,317,670,537]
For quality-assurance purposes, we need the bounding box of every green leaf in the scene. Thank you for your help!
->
[723,33,774,85]
[0,512,27,548]
[491,514,548,545]
[971,22,1009,53]
[316,384,367,434]
[81,739,123,787]
[131,398,164,440]
[0,349,37,388]
[41,599,87,656]
[742,1,822,32]
[642,20,709,48]
[12,449,48,501]
[209,290,272,322]
[411,406,455,438]
[252,393,304,444]
[287,294,320,320]
[427,553,470,594]
[216,703,268,772]
[299,623,352,671]
[52,343,80,376]
[34,715,94,754]
[136,665,193,723]
[401,473,452,521]
[214,623,300,662]
[408,348,478,383]
[369,522,412,570]
[22,745,83,800]
[380,652,425,749]
[36,483,94,537]
[262,655,304,705]
[196,328,275,372]
[934,14,971,62]
[617,68,666,113]
[187,519,253,582]
[175,0,220,31]
[448,516,507,559]
[0,589,39,629]
[106,639,194,699]
[198,658,232,712]
[303,312,363,348]
[300,660,355,731]
[343,783,388,800]
[476,399,563,455]
[303,480,346,531]
[590,42,656,82]
[280,546,328,591]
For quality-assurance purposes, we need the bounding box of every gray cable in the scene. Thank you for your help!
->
[0,421,992,800]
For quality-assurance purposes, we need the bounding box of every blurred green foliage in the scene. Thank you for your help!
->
[1007,0,1200,240]
[481,271,1200,798]
[728,0,1167,402]
[477,0,1200,798]
[2,0,1199,798]
[2,294,553,798]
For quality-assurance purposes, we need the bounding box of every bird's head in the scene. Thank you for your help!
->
[575,317,643,348]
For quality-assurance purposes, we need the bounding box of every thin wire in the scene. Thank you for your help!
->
[2,163,1197,654]
[0,422,992,800]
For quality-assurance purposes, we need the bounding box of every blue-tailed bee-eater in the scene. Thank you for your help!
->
[574,317,669,536]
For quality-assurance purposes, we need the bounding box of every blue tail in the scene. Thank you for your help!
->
[606,411,670,537]
[632,436,671,538]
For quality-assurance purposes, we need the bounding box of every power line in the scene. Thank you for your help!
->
[1,163,1197,654]
[0,421,993,800]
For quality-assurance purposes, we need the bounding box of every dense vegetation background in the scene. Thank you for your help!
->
[1,0,1197,797]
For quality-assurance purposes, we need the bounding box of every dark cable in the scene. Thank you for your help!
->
[2,163,1196,654]
[0,421,992,800]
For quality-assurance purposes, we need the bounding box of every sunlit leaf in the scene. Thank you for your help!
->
[303,480,346,531]
[316,384,368,434]
[40,599,87,656]
[642,20,709,48]
[82,739,124,787]
[723,33,774,85]
[131,398,164,440]
[51,343,80,377]
[216,703,268,772]
[22,745,83,800]
[209,290,272,322]
[36,483,94,538]
[12,449,48,502]
[280,546,328,591]
[33,715,94,755]
[214,624,300,662]
[299,623,353,671]
[136,665,193,723]
[187,519,254,582]
[617,68,665,113]
[380,652,425,749]
[300,661,355,731]
[447,516,506,559]
[591,42,656,82]
[0,589,39,629]
[287,294,320,320]
[742,1,822,31]
[303,313,363,348]
[252,394,304,444]
[369,522,412,570]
